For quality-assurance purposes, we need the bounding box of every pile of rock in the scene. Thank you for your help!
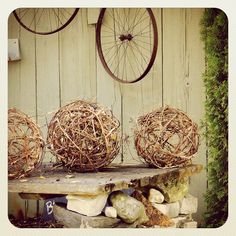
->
[53,177,198,228]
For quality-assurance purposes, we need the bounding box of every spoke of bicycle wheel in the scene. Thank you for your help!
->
[129,43,144,76]
[102,24,117,34]
[106,42,123,68]
[123,9,129,33]
[127,8,141,33]
[58,9,69,22]
[35,9,46,28]
[127,9,131,33]
[109,43,124,74]
[121,43,128,80]
[29,9,40,29]
[114,9,125,33]
[132,41,152,54]
[113,44,129,76]
[134,37,153,46]
[60,9,73,18]
[52,9,63,27]
[129,9,147,33]
[103,41,123,56]
[131,42,148,75]
[131,41,149,65]
[132,23,152,38]
[130,15,151,34]
[126,45,138,80]
[106,10,123,34]
[18,9,30,21]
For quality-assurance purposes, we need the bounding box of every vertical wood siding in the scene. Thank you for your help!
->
[8,8,206,224]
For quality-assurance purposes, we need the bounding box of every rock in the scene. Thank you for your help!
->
[110,191,149,224]
[148,188,164,203]
[131,190,174,227]
[66,193,108,217]
[104,206,117,218]
[53,203,121,228]
[180,220,198,228]
[157,177,189,203]
[152,202,180,218]
[171,215,188,228]
[179,194,198,214]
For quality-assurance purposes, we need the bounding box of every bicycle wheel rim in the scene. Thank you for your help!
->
[96,8,158,84]
[13,8,79,35]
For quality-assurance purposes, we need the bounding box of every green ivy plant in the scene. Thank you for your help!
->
[200,8,228,228]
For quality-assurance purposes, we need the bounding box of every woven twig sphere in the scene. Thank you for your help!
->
[134,106,199,168]
[8,108,44,179]
[47,100,120,172]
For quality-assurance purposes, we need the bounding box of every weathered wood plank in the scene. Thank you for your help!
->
[35,13,60,164]
[87,8,100,24]
[8,164,202,195]
[185,8,206,224]
[121,8,163,164]
[8,13,20,109]
[162,9,187,111]
[59,8,97,106]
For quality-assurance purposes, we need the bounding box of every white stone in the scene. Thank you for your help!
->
[104,206,117,218]
[66,193,108,217]
[110,191,149,224]
[152,202,180,218]
[181,221,198,228]
[171,215,188,228]
[148,188,164,203]
[179,194,198,214]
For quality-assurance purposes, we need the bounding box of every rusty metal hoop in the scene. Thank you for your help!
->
[96,8,158,83]
[13,8,79,35]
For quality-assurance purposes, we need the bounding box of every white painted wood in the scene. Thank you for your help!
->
[8,8,206,222]
[8,12,39,219]
[59,8,96,106]
[162,9,187,111]
[122,8,163,164]
[87,8,100,24]
[8,14,20,109]
[185,8,206,225]
[96,9,122,163]
[35,13,60,163]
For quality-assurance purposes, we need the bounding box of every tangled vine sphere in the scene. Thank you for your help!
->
[134,106,199,168]
[8,108,44,179]
[47,100,121,172]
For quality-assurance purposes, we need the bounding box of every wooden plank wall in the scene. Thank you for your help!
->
[8,8,206,224]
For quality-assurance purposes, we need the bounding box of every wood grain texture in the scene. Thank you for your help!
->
[59,9,97,106]
[185,8,206,225]
[162,9,187,111]
[121,8,163,164]
[8,8,206,221]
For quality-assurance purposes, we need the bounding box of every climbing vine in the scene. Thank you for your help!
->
[200,8,228,227]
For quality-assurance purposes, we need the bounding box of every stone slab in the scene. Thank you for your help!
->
[8,164,203,196]
[53,204,120,228]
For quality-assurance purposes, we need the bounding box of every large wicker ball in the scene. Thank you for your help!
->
[47,100,120,172]
[134,106,199,168]
[8,108,44,179]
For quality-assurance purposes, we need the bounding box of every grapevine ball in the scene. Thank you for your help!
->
[47,100,121,172]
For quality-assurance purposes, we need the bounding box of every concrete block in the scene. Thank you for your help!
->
[66,193,108,217]
[179,194,198,214]
[152,202,180,218]
[181,220,198,228]
[171,215,188,228]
